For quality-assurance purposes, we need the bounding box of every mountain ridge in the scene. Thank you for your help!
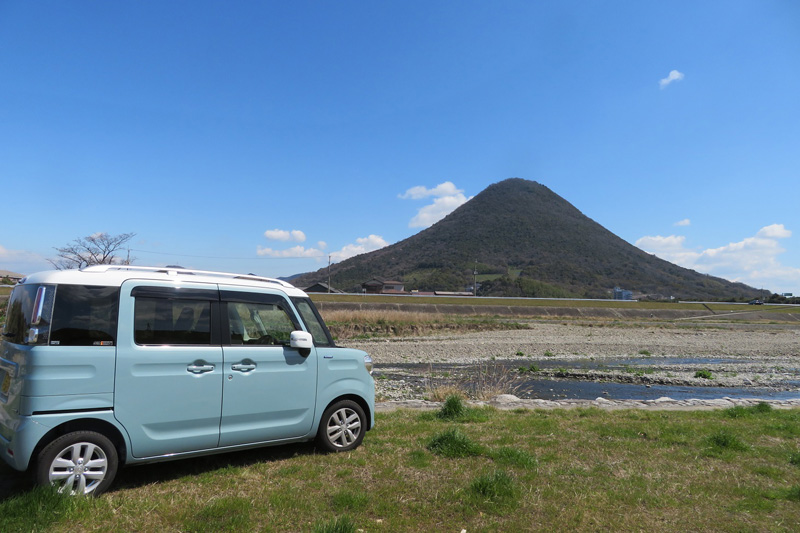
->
[293,178,760,300]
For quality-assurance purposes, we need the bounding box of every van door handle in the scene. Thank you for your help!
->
[231,362,256,373]
[187,363,215,374]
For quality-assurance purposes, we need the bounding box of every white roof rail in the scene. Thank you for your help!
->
[80,264,294,288]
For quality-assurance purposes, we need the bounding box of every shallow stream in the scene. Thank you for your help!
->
[377,355,800,402]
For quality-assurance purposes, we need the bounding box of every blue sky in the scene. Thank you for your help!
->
[1,1,798,295]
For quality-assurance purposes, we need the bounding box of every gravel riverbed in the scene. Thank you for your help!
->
[340,321,800,409]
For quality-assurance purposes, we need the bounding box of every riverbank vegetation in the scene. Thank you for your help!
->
[2,404,799,532]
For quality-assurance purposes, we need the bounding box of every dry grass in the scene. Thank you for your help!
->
[425,362,523,401]
[321,309,527,340]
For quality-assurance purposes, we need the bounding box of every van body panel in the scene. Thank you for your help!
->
[316,346,376,427]
[1,411,124,471]
[114,280,224,458]
[20,394,114,415]
[19,346,115,399]
[219,345,318,446]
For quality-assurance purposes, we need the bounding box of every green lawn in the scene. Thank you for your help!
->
[3,404,799,532]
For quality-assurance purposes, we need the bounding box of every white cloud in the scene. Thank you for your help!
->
[400,181,473,228]
[330,235,389,262]
[636,224,800,293]
[0,244,49,274]
[256,245,324,258]
[674,218,691,227]
[264,229,306,242]
[659,69,685,89]
[756,223,791,239]
[399,181,462,200]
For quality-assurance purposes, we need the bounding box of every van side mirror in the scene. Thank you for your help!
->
[290,331,313,357]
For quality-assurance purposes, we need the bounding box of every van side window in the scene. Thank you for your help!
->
[227,301,297,346]
[50,285,119,346]
[135,298,212,345]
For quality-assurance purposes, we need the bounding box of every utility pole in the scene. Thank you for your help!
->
[473,260,478,297]
[327,255,331,293]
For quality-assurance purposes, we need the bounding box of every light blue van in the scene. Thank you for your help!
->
[0,265,374,495]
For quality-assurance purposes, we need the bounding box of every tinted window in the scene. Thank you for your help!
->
[292,298,333,346]
[50,285,119,346]
[135,297,212,345]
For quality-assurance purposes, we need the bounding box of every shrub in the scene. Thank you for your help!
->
[695,369,713,380]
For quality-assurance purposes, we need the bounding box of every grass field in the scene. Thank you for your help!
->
[310,292,794,313]
[2,403,799,532]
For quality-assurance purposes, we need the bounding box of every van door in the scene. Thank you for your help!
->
[115,281,223,458]
[218,289,317,447]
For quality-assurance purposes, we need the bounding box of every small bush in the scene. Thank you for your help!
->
[543,350,555,357]
[427,428,484,458]
[695,369,714,380]
[638,349,652,356]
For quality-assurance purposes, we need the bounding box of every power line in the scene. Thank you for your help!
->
[129,248,321,260]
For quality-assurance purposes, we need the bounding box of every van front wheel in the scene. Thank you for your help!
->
[317,400,366,452]
[36,431,118,496]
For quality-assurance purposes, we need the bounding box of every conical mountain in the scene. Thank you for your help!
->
[295,178,759,300]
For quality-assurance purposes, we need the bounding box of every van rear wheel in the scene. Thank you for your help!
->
[316,400,366,452]
[36,431,118,496]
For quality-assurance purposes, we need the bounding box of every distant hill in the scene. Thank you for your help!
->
[293,178,761,300]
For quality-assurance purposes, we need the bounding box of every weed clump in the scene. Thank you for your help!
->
[467,470,519,508]
[437,395,466,420]
[706,430,749,453]
[427,428,484,458]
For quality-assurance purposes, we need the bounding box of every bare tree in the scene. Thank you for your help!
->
[49,232,136,270]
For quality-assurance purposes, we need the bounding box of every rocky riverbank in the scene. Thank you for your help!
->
[340,321,800,405]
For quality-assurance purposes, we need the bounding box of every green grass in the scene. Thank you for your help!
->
[3,407,800,532]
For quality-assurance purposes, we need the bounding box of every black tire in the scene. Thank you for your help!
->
[35,431,118,496]
[316,400,366,452]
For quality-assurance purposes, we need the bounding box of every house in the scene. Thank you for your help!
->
[361,278,405,294]
[0,270,25,284]
[303,282,343,294]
